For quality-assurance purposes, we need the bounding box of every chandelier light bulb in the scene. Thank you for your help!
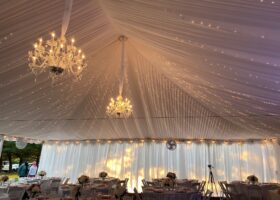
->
[28,31,87,81]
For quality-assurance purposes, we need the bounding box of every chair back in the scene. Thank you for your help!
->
[218,181,231,199]
[146,181,155,186]
[61,177,70,185]
[191,182,201,192]
[247,185,263,200]
[40,179,52,194]
[225,183,239,195]
[203,190,213,200]
[190,192,202,200]
[118,178,129,188]
[142,179,147,186]
[50,179,61,194]
[8,186,25,200]
[80,185,94,198]
[198,181,206,193]
[134,187,142,200]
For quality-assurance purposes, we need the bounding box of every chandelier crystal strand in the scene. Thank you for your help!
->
[28,0,86,81]
[106,36,133,118]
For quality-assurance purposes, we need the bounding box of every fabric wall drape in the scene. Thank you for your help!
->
[39,141,280,191]
[0,139,4,158]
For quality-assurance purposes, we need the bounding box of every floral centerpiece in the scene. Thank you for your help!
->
[247,175,258,184]
[78,175,89,186]
[76,175,89,199]
[163,172,177,188]
[29,184,41,198]
[166,172,176,180]
[99,171,108,179]
[38,170,46,179]
[0,175,9,183]
[163,178,175,188]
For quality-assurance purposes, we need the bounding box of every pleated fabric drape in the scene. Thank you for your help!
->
[39,141,280,191]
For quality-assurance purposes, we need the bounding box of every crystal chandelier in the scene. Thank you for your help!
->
[28,0,86,81]
[107,96,133,118]
[106,36,133,118]
[28,33,86,81]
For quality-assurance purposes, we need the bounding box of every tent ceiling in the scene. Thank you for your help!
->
[0,0,279,140]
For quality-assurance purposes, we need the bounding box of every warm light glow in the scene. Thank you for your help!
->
[106,95,133,118]
[28,32,86,81]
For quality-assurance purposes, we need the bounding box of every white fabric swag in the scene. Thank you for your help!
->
[39,141,280,191]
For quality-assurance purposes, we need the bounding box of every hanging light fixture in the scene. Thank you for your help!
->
[106,35,133,118]
[28,0,86,81]
[16,139,28,149]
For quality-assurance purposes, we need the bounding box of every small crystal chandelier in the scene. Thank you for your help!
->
[28,33,86,81]
[28,0,86,81]
[107,96,133,118]
[106,36,133,118]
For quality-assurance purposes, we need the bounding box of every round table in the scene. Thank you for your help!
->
[267,190,280,200]
[142,191,197,200]
[0,193,10,200]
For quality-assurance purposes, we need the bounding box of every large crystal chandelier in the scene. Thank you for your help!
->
[28,0,86,81]
[106,36,133,118]
[28,33,86,81]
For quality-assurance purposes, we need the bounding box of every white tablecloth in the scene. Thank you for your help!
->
[142,191,197,200]
[0,193,10,200]
[267,190,280,200]
[231,182,280,200]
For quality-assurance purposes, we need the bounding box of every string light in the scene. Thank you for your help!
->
[0,135,278,146]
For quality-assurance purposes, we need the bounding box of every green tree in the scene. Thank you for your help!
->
[1,141,42,172]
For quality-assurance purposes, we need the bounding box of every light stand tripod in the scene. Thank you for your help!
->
[206,164,219,197]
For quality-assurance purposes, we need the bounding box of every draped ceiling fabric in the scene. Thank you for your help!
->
[0,0,280,140]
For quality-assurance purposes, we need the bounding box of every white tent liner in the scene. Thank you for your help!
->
[39,141,280,191]
[0,0,280,140]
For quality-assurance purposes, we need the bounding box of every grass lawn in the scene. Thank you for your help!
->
[0,172,19,180]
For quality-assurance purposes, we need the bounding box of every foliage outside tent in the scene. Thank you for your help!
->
[1,141,42,172]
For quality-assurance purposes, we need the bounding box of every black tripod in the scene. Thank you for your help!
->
[206,164,219,197]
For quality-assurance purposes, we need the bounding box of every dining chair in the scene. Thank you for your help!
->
[247,185,263,200]
[141,179,147,187]
[62,177,70,185]
[225,183,245,200]
[190,192,202,200]
[133,188,142,200]
[191,182,201,192]
[80,185,94,200]
[218,181,231,199]
[50,179,62,194]
[40,179,52,195]
[118,178,129,188]
[7,186,25,200]
[198,181,206,193]
[203,190,213,200]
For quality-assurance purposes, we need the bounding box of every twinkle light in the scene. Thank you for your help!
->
[28,32,86,81]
